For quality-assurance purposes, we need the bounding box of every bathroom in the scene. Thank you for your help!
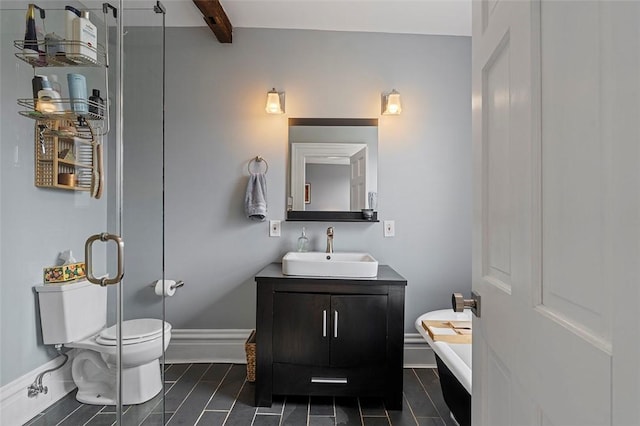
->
[1,1,638,425]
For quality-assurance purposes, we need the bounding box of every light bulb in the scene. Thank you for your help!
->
[383,91,402,115]
[265,90,283,114]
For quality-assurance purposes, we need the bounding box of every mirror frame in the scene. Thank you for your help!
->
[286,118,379,222]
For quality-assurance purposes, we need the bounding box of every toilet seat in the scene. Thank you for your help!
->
[96,319,171,346]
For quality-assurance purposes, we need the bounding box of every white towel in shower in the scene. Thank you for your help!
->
[245,172,267,221]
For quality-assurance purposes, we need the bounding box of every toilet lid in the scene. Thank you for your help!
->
[98,319,171,344]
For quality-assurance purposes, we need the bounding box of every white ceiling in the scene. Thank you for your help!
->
[156,0,471,36]
[2,0,471,36]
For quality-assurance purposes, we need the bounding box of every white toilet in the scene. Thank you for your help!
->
[35,280,172,405]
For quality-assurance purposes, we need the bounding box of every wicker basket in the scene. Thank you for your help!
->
[245,329,256,382]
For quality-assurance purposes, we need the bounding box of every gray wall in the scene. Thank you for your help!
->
[0,23,471,387]
[0,7,109,386]
[125,27,472,332]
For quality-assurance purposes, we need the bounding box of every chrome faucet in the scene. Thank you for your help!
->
[326,227,334,253]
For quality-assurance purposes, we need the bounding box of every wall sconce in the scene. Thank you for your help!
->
[381,89,402,115]
[265,88,285,114]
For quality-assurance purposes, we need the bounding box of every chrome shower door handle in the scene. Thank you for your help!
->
[85,233,124,286]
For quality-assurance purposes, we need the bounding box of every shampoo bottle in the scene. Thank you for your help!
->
[65,6,81,58]
[23,4,39,59]
[67,73,88,114]
[297,227,309,252]
[37,77,62,113]
[72,10,97,62]
[89,89,104,117]
[32,75,46,99]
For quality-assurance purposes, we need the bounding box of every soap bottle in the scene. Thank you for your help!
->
[297,227,309,252]
[37,77,62,113]
[23,4,40,59]
[89,89,104,117]
[72,10,97,62]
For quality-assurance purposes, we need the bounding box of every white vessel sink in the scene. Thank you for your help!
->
[282,252,379,278]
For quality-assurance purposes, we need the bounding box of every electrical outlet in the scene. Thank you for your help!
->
[384,220,395,237]
[269,220,281,237]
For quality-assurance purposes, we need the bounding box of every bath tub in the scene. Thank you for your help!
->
[415,309,471,426]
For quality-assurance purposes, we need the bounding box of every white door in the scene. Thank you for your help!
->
[350,146,367,210]
[472,1,639,425]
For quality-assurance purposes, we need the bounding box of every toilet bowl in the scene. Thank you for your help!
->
[34,281,172,406]
[68,319,172,405]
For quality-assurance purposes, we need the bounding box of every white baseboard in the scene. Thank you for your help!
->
[164,329,253,364]
[404,333,437,368]
[164,329,436,368]
[0,349,77,426]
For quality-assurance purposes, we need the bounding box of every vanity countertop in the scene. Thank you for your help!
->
[255,262,407,285]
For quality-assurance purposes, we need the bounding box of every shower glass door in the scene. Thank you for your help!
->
[117,1,168,424]
[0,1,167,424]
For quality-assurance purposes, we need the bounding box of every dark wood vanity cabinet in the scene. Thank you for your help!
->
[273,293,388,367]
[255,263,407,410]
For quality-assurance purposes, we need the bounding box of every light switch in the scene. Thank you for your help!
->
[269,220,281,237]
[384,220,395,237]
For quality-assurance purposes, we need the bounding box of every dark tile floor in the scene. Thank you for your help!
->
[25,364,457,426]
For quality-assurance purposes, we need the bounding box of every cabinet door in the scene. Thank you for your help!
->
[273,292,330,366]
[330,295,388,368]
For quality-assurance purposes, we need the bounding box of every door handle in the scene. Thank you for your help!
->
[322,310,327,337]
[311,377,348,384]
[334,310,338,338]
[452,291,481,317]
[85,233,124,286]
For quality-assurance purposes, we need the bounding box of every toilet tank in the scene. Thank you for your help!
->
[34,280,107,345]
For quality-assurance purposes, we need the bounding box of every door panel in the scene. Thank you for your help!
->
[486,350,510,426]
[273,293,330,366]
[540,0,610,342]
[330,295,387,368]
[482,30,512,293]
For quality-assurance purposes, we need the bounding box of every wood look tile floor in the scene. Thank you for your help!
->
[24,364,457,426]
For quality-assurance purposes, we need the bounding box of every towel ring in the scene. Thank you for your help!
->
[248,156,269,174]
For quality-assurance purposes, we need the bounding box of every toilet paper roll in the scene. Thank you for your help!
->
[154,280,176,297]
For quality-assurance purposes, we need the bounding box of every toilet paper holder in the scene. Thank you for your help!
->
[149,280,184,290]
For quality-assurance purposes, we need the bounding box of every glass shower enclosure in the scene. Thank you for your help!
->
[0,1,168,424]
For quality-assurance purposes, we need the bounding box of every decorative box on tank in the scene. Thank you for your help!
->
[43,262,86,283]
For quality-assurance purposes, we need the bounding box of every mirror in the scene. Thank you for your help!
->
[287,118,378,221]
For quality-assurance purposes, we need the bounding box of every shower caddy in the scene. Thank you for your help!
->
[13,5,114,198]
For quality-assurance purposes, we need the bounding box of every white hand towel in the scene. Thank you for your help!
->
[245,172,267,221]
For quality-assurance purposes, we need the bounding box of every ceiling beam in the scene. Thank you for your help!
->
[193,0,233,43]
